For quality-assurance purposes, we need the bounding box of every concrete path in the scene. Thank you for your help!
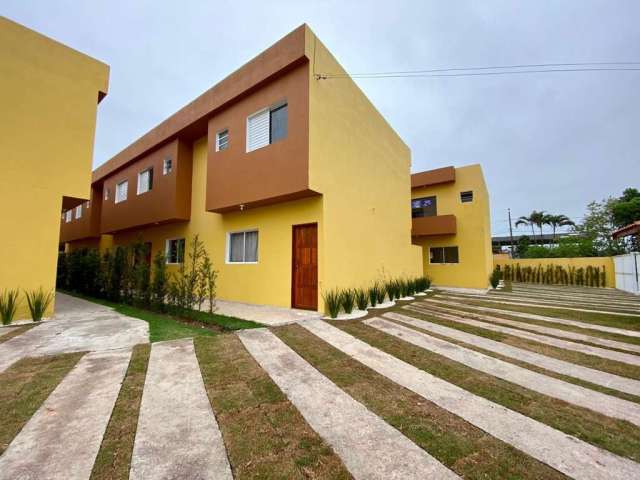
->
[369,316,640,426]
[211,299,321,326]
[130,339,232,480]
[0,349,131,480]
[237,328,459,480]
[301,320,640,480]
[499,289,640,308]
[512,284,640,300]
[407,304,640,366]
[413,302,640,354]
[422,298,640,338]
[0,293,148,373]
[438,293,640,317]
[0,326,17,337]
[384,311,640,397]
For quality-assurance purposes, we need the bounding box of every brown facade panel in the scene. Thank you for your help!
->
[411,166,456,189]
[100,139,192,234]
[60,185,103,243]
[412,214,457,236]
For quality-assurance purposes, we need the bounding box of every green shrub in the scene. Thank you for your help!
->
[24,288,54,322]
[406,279,416,296]
[489,268,501,289]
[151,251,169,312]
[384,281,396,301]
[355,288,368,310]
[323,289,342,318]
[0,289,20,325]
[397,279,409,298]
[341,289,356,314]
[368,284,379,307]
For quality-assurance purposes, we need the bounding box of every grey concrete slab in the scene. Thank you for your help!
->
[0,293,148,372]
[422,298,640,338]
[205,298,321,326]
[130,338,232,480]
[385,311,640,397]
[0,326,17,337]
[301,320,640,480]
[499,289,640,308]
[412,302,640,354]
[408,304,640,366]
[512,284,640,300]
[237,328,459,480]
[370,316,640,426]
[0,349,131,480]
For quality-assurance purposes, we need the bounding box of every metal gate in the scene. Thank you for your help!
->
[614,252,640,294]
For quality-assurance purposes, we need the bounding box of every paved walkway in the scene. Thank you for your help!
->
[130,339,232,480]
[386,311,640,397]
[0,349,131,480]
[237,328,459,480]
[0,293,148,373]
[495,290,640,309]
[301,319,639,480]
[511,284,640,301]
[0,326,17,338]
[422,298,640,338]
[371,316,640,426]
[211,299,321,326]
[409,304,640,366]
[415,302,640,354]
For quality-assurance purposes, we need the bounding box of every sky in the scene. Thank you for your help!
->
[4,1,640,236]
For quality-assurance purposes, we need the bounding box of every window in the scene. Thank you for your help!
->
[115,180,128,203]
[165,238,185,264]
[86,201,90,209]
[163,157,173,175]
[227,230,258,263]
[412,196,437,218]
[65,210,72,223]
[137,168,153,195]
[460,191,473,203]
[216,129,229,151]
[246,102,288,152]
[104,188,110,201]
[75,205,82,219]
[429,246,459,264]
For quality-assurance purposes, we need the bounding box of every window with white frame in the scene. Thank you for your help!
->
[227,230,258,263]
[104,188,110,201]
[137,168,153,195]
[75,205,82,219]
[115,180,128,203]
[163,157,173,175]
[216,129,229,151]
[65,210,72,223]
[86,201,90,209]
[246,102,287,152]
[165,238,185,264]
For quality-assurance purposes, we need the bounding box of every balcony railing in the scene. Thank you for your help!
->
[412,214,457,236]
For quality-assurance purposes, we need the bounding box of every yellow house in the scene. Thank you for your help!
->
[411,164,493,291]
[0,17,109,320]
[60,25,422,312]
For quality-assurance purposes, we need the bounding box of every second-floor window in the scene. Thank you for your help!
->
[412,196,437,218]
[137,168,153,195]
[216,129,229,151]
[246,102,288,152]
[65,210,72,223]
[163,157,172,175]
[115,180,128,203]
[75,205,82,219]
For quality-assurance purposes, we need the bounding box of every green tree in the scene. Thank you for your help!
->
[574,198,625,256]
[544,214,575,243]
[612,188,640,227]
[151,250,169,311]
[516,211,546,245]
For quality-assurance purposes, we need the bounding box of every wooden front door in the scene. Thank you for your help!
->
[292,223,318,310]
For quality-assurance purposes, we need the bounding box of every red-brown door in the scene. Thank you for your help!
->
[292,223,318,310]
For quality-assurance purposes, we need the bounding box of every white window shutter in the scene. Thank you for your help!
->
[246,109,269,152]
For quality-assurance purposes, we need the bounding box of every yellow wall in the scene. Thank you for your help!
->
[412,165,493,290]
[307,28,422,294]
[0,17,109,319]
[494,257,615,287]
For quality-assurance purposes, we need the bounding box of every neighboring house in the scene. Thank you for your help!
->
[1,17,109,320]
[411,165,493,291]
[60,25,422,311]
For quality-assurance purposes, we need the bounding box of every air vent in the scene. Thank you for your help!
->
[460,191,473,203]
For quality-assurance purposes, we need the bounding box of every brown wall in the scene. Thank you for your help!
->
[206,63,315,213]
[59,185,103,242]
[100,139,192,234]
[412,214,457,237]
[411,166,455,189]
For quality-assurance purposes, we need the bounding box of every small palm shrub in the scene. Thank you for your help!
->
[355,288,368,311]
[368,284,379,307]
[0,289,20,325]
[323,289,342,319]
[489,268,501,289]
[341,289,356,314]
[25,288,54,322]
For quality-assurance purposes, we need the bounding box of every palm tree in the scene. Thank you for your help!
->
[515,210,547,245]
[544,214,575,244]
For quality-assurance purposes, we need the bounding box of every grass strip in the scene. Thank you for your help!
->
[0,351,84,454]
[90,344,150,480]
[194,335,351,480]
[332,320,640,462]
[275,324,566,479]
[0,325,34,344]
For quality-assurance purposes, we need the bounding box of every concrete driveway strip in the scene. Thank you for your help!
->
[237,328,460,480]
[422,298,640,338]
[370,316,640,426]
[0,349,131,480]
[411,302,640,354]
[384,311,640,397]
[493,290,640,309]
[301,320,640,480]
[130,338,232,480]
[407,304,640,366]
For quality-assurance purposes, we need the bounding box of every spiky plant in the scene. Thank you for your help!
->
[489,268,501,289]
[0,289,20,325]
[375,283,386,304]
[24,288,54,322]
[323,289,342,319]
[368,284,379,307]
[398,279,409,298]
[355,288,368,311]
[384,281,396,301]
[340,289,356,314]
